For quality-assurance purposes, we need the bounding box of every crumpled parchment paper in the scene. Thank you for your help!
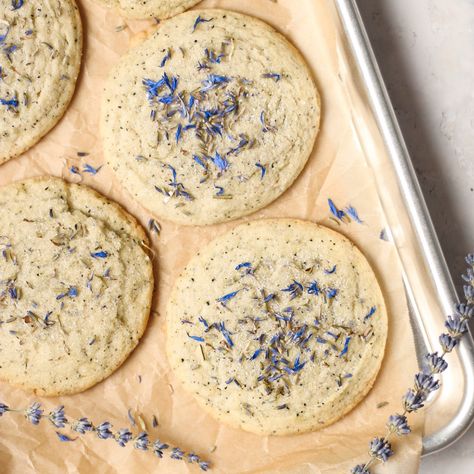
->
[0,0,423,472]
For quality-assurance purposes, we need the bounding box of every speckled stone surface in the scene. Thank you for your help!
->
[356,0,474,471]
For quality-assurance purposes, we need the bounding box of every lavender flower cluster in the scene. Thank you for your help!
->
[351,253,474,473]
[0,403,209,471]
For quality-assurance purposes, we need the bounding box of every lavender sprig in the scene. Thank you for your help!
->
[351,253,473,472]
[0,402,210,471]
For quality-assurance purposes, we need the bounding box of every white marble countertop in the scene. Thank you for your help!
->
[356,0,474,471]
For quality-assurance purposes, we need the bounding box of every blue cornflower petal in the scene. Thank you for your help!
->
[262,73,281,82]
[91,250,108,259]
[345,205,363,223]
[328,198,345,220]
[193,154,207,169]
[192,15,213,32]
[160,49,171,67]
[364,306,377,321]
[82,164,102,175]
[235,262,252,270]
[12,0,24,10]
[217,290,240,303]
[281,280,303,299]
[56,432,76,442]
[255,163,266,179]
[116,428,133,447]
[307,281,320,295]
[0,97,19,108]
[326,288,338,299]
[339,336,351,357]
[211,152,229,171]
[250,348,263,360]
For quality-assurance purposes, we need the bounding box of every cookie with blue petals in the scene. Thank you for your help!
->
[166,219,387,434]
[101,10,320,225]
[0,0,82,164]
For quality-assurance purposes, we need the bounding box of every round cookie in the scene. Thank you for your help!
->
[166,219,387,435]
[101,10,320,225]
[0,178,153,396]
[95,0,202,19]
[0,0,82,164]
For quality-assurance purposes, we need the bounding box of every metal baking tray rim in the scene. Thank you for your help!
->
[334,0,474,456]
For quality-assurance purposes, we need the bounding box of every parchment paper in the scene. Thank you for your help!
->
[0,0,424,472]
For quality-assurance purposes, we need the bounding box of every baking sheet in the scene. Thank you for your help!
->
[0,0,423,472]
[333,0,467,445]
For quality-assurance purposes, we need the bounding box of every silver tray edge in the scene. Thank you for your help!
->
[334,0,474,456]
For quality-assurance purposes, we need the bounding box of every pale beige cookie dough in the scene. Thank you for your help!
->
[0,0,82,164]
[95,0,202,19]
[0,178,153,396]
[166,219,387,435]
[101,10,320,225]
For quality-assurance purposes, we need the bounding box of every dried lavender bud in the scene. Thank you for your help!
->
[466,254,474,266]
[464,284,474,304]
[445,315,468,337]
[424,352,448,374]
[462,268,474,285]
[134,432,149,451]
[96,421,114,439]
[439,333,458,353]
[414,372,440,395]
[351,465,370,474]
[455,303,473,320]
[171,447,185,460]
[25,402,43,425]
[0,403,9,416]
[127,409,136,427]
[402,388,426,412]
[72,417,93,434]
[387,414,411,435]
[49,405,67,428]
[152,440,169,458]
[368,437,393,462]
[116,428,133,447]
